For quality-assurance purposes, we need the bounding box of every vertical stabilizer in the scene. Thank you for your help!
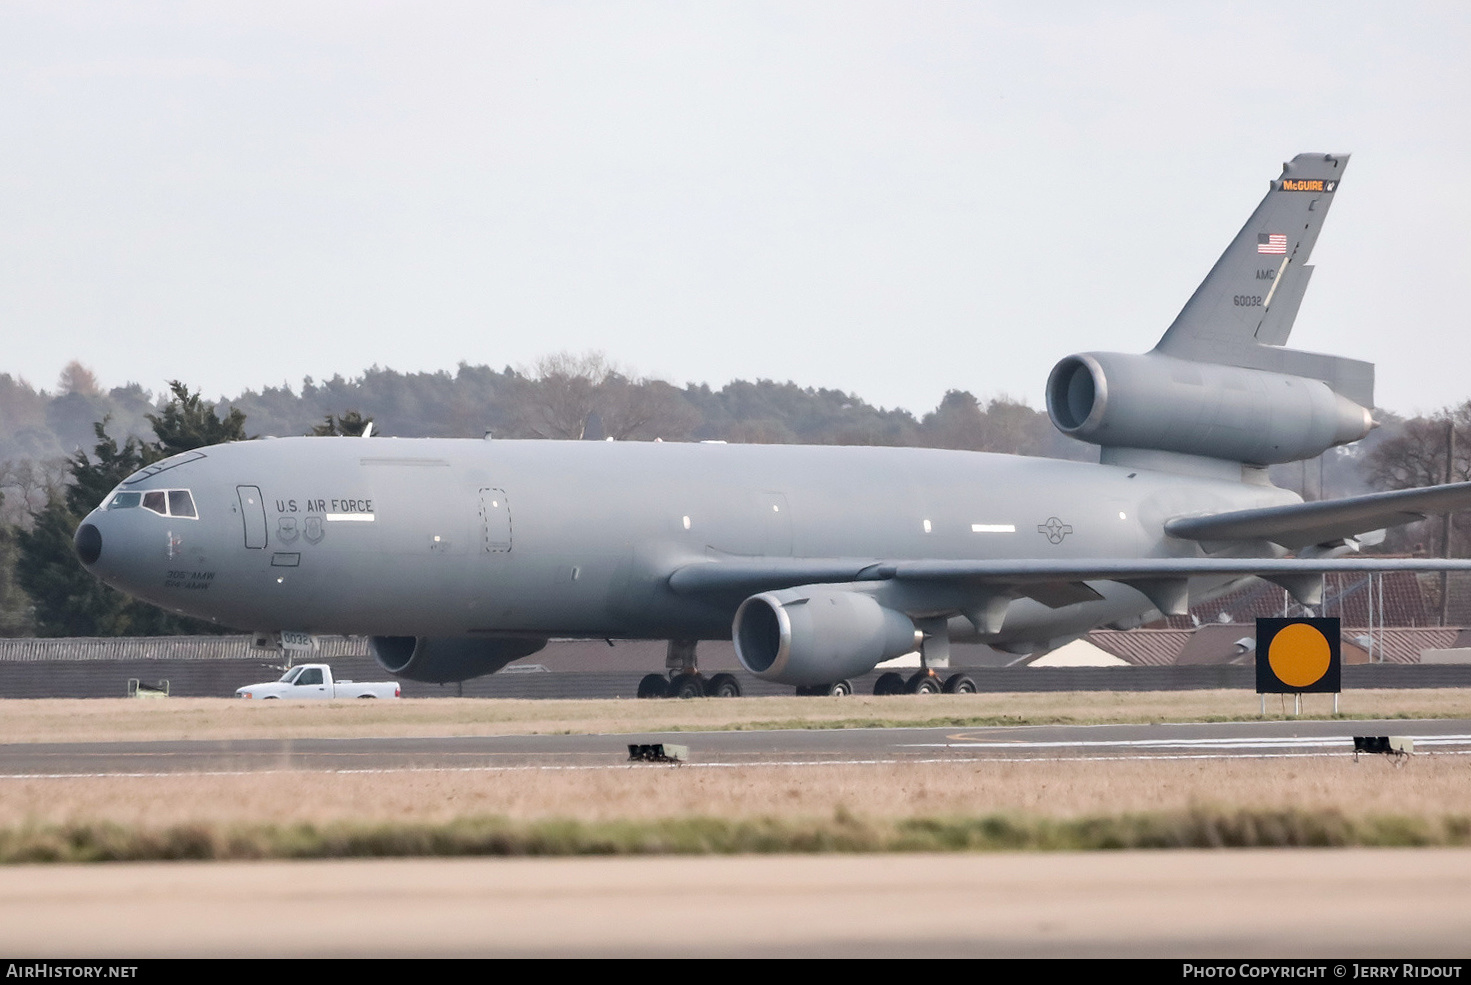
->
[1153,153,1372,407]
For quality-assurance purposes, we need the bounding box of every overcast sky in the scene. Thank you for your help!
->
[3,2,1468,420]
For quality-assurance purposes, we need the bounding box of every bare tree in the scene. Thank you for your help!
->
[56,361,102,397]
[0,458,70,527]
[726,419,797,444]
[1361,401,1471,558]
[974,396,1054,456]
[515,352,698,441]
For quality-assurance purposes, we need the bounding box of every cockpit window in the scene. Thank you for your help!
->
[167,490,197,518]
[108,488,198,519]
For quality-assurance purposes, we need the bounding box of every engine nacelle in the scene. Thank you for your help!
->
[369,636,547,684]
[732,587,920,686]
[1046,351,1373,465]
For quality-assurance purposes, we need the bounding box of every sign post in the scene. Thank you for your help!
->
[1255,617,1341,715]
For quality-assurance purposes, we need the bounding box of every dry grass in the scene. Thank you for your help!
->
[2,757,1466,828]
[2,692,1468,860]
[2,688,1468,744]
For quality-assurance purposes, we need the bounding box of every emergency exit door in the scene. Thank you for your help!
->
[479,488,512,552]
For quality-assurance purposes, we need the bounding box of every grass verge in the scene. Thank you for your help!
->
[6,689,1470,744]
[5,808,1470,863]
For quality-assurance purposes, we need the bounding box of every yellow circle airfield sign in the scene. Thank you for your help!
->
[1256,617,1341,694]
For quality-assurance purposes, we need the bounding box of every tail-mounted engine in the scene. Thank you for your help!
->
[1046,351,1372,465]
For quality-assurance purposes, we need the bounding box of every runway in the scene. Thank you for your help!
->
[4,718,1471,957]
[3,718,1469,776]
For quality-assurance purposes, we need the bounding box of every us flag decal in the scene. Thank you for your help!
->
[1257,233,1287,254]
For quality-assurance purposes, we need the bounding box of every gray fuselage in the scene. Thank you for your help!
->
[80,437,1298,649]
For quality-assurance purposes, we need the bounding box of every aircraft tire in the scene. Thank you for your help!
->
[668,673,705,699]
[707,673,742,698]
[907,671,941,695]
[873,672,905,696]
[827,679,853,696]
[637,673,669,699]
[942,674,977,694]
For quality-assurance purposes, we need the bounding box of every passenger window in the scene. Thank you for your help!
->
[168,490,197,518]
[141,491,167,515]
[297,668,323,686]
[108,492,142,510]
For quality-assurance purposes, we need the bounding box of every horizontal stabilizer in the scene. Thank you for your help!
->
[1164,481,1471,549]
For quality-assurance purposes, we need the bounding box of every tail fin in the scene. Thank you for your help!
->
[1153,153,1372,407]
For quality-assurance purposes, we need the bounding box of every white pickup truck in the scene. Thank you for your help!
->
[235,663,401,700]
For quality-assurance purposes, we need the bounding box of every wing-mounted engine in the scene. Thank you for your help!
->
[732,587,920,686]
[1046,351,1373,465]
[369,635,547,683]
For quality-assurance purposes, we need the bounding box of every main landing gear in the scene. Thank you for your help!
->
[636,640,744,699]
[865,622,977,695]
[869,668,976,695]
[794,680,854,697]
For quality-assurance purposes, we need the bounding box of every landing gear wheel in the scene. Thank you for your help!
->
[637,673,669,699]
[827,679,853,697]
[668,673,706,699]
[907,671,941,695]
[706,673,742,698]
[873,672,905,696]
[942,673,977,694]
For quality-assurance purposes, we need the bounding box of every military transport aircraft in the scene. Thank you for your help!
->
[74,152,1471,696]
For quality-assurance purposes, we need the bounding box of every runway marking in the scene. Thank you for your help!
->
[915,733,1471,751]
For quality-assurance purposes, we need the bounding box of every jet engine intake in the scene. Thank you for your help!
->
[368,635,547,683]
[1046,351,1372,465]
[733,587,920,686]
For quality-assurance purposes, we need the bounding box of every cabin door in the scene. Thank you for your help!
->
[237,485,268,549]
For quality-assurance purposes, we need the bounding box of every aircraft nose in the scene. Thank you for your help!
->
[75,522,102,566]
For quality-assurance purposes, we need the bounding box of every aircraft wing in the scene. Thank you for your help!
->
[668,554,1471,616]
[669,555,1471,594]
[1164,481,1471,549]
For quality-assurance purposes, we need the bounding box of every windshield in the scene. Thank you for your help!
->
[107,488,198,519]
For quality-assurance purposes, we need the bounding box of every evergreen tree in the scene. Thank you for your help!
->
[16,386,248,637]
[310,411,374,437]
[148,380,249,455]
[0,492,34,635]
